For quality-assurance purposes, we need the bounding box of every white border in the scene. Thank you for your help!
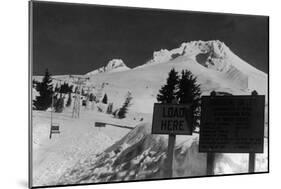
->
[1,0,279,189]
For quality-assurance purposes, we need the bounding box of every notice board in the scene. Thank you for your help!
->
[199,95,265,153]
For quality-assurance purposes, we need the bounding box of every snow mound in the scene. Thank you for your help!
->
[57,122,268,185]
[57,123,206,184]
[86,59,130,75]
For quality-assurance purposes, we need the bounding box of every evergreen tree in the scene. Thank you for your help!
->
[75,86,79,93]
[102,93,108,104]
[33,69,54,110]
[32,79,39,88]
[69,85,74,93]
[59,82,73,94]
[117,92,133,119]
[66,92,72,107]
[106,102,113,114]
[157,68,179,103]
[89,93,95,102]
[176,70,201,131]
[54,96,64,113]
[55,83,60,92]
[59,82,65,93]
[81,88,85,96]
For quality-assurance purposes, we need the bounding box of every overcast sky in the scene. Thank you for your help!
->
[32,1,269,75]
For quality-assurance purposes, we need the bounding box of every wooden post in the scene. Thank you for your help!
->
[167,134,176,178]
[50,94,54,139]
[165,98,178,178]
[249,153,256,173]
[207,153,215,175]
[248,90,257,173]
[206,90,216,175]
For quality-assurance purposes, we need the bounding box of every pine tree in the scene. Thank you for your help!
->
[117,92,133,119]
[33,69,54,110]
[61,83,73,94]
[32,79,39,88]
[54,96,64,113]
[66,92,72,107]
[69,85,74,93]
[102,93,108,104]
[106,103,113,114]
[176,70,201,131]
[59,82,66,93]
[157,68,179,103]
[89,93,95,102]
[55,83,60,92]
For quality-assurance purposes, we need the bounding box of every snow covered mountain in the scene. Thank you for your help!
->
[81,40,267,113]
[143,40,266,92]
[33,40,268,114]
[86,59,130,75]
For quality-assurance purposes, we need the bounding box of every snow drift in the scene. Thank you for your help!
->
[57,123,206,184]
[57,122,268,184]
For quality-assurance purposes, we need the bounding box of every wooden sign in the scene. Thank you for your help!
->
[152,103,192,135]
[199,95,265,153]
[49,123,60,139]
[95,122,106,127]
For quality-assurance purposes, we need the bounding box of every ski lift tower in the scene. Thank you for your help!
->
[69,75,89,118]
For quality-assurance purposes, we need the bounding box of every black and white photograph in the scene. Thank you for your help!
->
[29,1,269,188]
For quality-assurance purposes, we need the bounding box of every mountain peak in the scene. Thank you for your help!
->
[144,40,261,74]
[145,40,228,66]
[86,59,130,75]
[106,59,129,72]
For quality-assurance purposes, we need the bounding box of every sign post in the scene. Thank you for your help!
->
[248,91,259,173]
[166,134,176,177]
[49,94,60,139]
[152,101,192,177]
[199,92,265,175]
[249,153,256,173]
[206,152,215,175]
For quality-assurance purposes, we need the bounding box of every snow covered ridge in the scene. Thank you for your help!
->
[86,59,130,75]
[146,40,227,65]
[142,40,267,93]
[145,40,263,73]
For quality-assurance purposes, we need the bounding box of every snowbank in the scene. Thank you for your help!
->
[57,122,268,185]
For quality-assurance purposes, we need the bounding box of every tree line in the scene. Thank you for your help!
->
[32,70,132,118]
[33,69,74,112]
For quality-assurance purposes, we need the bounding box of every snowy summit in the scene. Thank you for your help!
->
[86,59,130,75]
[141,40,267,94]
[146,40,259,72]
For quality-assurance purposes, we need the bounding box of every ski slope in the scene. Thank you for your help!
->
[32,108,142,186]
